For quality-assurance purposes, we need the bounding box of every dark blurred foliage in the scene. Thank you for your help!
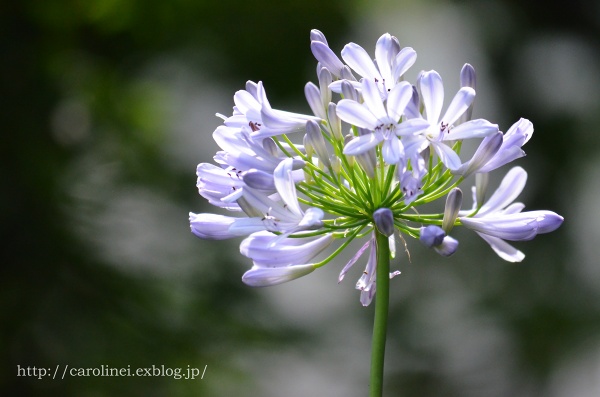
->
[2,0,600,396]
[0,1,353,396]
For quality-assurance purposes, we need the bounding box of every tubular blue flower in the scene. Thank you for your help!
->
[403,70,498,170]
[242,169,277,191]
[337,79,425,164]
[459,167,563,261]
[196,163,245,211]
[241,231,333,266]
[189,213,263,240]
[242,263,317,287]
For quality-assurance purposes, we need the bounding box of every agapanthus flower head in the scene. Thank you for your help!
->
[190,30,563,305]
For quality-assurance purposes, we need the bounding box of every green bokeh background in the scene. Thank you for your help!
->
[2,1,599,396]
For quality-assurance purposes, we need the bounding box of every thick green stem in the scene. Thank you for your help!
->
[370,231,391,397]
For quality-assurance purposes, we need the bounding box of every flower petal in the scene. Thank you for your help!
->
[242,264,316,287]
[419,70,444,125]
[273,158,303,217]
[343,132,383,156]
[375,33,398,83]
[382,136,404,164]
[341,42,381,80]
[240,231,333,265]
[392,47,417,81]
[189,213,246,240]
[386,81,413,121]
[361,78,387,121]
[445,119,498,140]
[477,233,525,262]
[310,41,345,77]
[431,141,462,170]
[336,99,379,129]
[478,166,527,216]
[440,87,475,125]
[395,118,430,136]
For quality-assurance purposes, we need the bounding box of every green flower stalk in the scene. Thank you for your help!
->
[189,29,564,396]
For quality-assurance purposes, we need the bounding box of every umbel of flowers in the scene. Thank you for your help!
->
[190,30,562,305]
[190,30,563,396]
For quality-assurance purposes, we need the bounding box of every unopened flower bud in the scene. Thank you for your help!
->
[341,80,359,101]
[475,172,489,209]
[305,82,326,119]
[420,225,445,247]
[442,188,463,233]
[263,138,279,157]
[340,65,356,81]
[404,85,421,119]
[327,102,343,140]
[419,225,458,257]
[373,208,395,237]
[243,169,276,191]
[460,63,476,123]
[318,67,333,106]
[306,120,331,168]
[310,29,328,45]
[460,63,476,89]
[303,133,314,158]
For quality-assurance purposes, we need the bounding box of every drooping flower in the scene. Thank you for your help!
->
[240,231,333,286]
[459,166,563,261]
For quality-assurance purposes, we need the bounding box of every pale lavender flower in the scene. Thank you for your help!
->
[240,231,334,286]
[231,159,324,235]
[337,79,426,164]
[402,70,498,170]
[476,118,533,173]
[189,213,254,240]
[459,166,563,261]
[223,80,317,140]
[456,131,503,177]
[397,149,428,204]
[196,163,245,211]
[310,29,347,78]
[213,125,299,173]
[242,264,317,287]
[330,33,417,99]
[241,231,333,266]
[190,29,563,308]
